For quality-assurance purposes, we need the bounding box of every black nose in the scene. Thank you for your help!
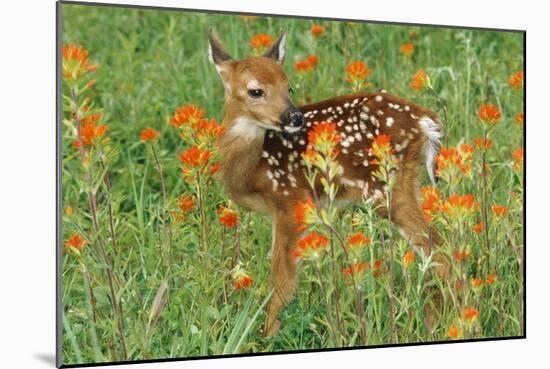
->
[288,110,304,127]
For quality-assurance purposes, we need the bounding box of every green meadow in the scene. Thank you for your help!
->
[61,3,524,365]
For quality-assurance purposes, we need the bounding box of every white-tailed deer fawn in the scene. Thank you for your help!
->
[208,30,450,336]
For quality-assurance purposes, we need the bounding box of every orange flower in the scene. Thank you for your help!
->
[294,55,318,73]
[410,68,430,92]
[473,137,492,150]
[307,122,341,156]
[346,61,370,83]
[421,186,441,222]
[479,104,501,126]
[171,104,205,128]
[462,307,480,322]
[217,206,239,228]
[409,30,418,39]
[486,273,497,285]
[311,24,325,37]
[508,71,524,90]
[372,134,392,152]
[436,147,472,178]
[293,198,317,231]
[62,43,97,80]
[173,194,195,222]
[65,234,87,249]
[453,245,472,262]
[472,222,484,234]
[80,111,103,126]
[492,205,508,218]
[448,325,458,339]
[194,118,224,139]
[403,250,415,269]
[250,34,273,50]
[295,60,312,73]
[302,147,320,167]
[347,232,371,249]
[308,55,319,66]
[442,194,479,219]
[81,122,108,146]
[437,147,460,165]
[73,112,108,149]
[459,143,474,160]
[178,146,212,168]
[308,122,340,146]
[177,195,195,213]
[342,262,368,277]
[470,277,484,289]
[372,259,384,277]
[512,148,524,171]
[140,127,160,142]
[233,270,254,289]
[370,134,394,165]
[399,42,415,57]
[209,162,221,175]
[85,79,97,89]
[515,112,524,125]
[292,231,329,260]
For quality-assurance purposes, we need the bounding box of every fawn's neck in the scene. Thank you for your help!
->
[218,116,266,193]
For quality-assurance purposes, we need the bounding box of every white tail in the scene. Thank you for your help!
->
[418,116,442,185]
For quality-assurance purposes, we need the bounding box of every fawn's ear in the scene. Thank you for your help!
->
[207,28,233,64]
[207,29,235,93]
[263,32,286,64]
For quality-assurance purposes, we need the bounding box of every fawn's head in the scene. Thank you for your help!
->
[207,30,304,136]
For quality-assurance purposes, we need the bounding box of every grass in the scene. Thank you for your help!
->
[60,3,524,366]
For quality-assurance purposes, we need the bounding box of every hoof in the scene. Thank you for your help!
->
[264,319,281,337]
[423,307,435,334]
[435,263,450,280]
[433,255,451,280]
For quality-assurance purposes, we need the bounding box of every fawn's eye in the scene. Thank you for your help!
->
[248,89,265,98]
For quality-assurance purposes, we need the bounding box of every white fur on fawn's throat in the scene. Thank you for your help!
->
[229,117,280,141]
[418,116,442,185]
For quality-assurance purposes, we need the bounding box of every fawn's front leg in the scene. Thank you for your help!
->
[264,214,301,337]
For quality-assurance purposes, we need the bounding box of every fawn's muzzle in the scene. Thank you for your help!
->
[281,109,304,133]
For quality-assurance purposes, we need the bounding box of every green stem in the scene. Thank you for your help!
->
[70,86,128,360]
[151,144,173,262]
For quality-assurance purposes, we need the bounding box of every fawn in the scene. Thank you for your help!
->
[208,30,450,336]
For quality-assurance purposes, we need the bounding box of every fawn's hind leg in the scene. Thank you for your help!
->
[389,183,450,279]
[264,215,300,337]
[386,140,450,279]
[388,161,450,331]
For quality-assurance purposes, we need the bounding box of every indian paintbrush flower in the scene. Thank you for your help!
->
[217,206,239,228]
[410,68,431,92]
[140,127,160,142]
[399,43,415,57]
[292,231,329,261]
[479,104,502,126]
